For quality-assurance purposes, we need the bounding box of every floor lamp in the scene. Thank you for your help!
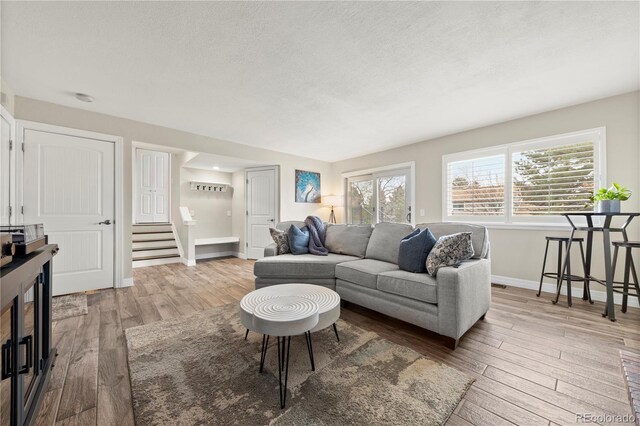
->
[323,195,344,224]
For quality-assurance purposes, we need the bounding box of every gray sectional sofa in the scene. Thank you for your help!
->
[254,221,491,348]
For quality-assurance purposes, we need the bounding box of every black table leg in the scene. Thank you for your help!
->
[584,230,593,301]
[304,331,315,371]
[245,329,249,340]
[259,334,269,373]
[602,229,616,321]
[276,336,291,409]
[578,242,593,304]
[332,323,340,342]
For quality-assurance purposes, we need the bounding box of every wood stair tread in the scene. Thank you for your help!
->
[132,245,178,252]
[132,238,175,243]
[131,230,173,235]
[132,254,181,261]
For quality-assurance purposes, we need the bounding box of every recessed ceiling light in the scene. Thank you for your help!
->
[213,166,220,170]
[74,93,94,103]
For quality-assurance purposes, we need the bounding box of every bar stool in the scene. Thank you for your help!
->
[611,241,640,313]
[537,236,591,306]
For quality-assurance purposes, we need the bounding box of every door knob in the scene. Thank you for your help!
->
[98,219,112,225]
[268,219,275,222]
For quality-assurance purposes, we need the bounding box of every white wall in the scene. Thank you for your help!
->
[14,96,337,280]
[333,91,640,291]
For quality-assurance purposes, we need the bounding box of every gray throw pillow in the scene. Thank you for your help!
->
[426,232,475,276]
[398,228,437,273]
[269,227,290,255]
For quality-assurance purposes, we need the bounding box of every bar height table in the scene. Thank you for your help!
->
[562,213,640,321]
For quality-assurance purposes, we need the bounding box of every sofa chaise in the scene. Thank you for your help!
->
[253,221,491,349]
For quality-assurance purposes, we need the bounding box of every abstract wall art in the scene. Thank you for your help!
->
[295,169,321,203]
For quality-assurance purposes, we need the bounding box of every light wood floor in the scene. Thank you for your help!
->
[36,258,640,425]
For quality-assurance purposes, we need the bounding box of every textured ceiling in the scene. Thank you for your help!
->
[2,2,638,162]
[183,152,261,173]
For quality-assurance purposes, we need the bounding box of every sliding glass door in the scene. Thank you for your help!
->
[347,168,411,225]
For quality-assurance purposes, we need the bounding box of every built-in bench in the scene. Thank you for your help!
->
[180,206,240,265]
[190,236,240,264]
[195,237,240,246]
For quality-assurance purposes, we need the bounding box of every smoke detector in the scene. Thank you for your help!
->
[74,93,94,103]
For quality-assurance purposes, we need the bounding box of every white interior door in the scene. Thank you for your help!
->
[23,128,115,295]
[246,167,277,259]
[135,149,169,223]
[0,113,12,225]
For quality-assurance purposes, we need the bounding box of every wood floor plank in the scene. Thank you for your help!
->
[457,399,516,426]
[463,386,550,426]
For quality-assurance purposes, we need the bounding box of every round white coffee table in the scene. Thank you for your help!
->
[239,284,341,408]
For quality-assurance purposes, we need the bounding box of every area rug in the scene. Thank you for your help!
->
[51,293,88,321]
[125,303,473,425]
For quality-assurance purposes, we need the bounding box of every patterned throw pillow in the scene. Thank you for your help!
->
[269,227,290,255]
[426,232,475,276]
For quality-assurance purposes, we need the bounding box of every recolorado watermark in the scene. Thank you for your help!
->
[576,413,636,423]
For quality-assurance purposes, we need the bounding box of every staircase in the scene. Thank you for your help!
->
[132,223,182,268]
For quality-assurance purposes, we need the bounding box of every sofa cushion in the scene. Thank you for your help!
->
[377,270,438,304]
[416,222,489,259]
[288,225,310,255]
[398,228,437,273]
[325,224,373,258]
[365,222,415,264]
[335,259,399,289]
[254,253,359,278]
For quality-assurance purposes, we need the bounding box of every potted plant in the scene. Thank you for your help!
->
[588,183,632,213]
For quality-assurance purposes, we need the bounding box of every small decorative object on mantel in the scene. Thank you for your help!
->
[588,182,631,213]
[190,181,229,192]
[295,169,321,203]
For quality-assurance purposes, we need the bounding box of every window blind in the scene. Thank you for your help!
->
[446,155,505,216]
[512,142,595,215]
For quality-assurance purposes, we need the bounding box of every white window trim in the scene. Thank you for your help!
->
[342,161,416,225]
[442,127,606,227]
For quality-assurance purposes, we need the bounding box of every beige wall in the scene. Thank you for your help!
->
[333,91,640,287]
[0,78,15,114]
[14,96,337,280]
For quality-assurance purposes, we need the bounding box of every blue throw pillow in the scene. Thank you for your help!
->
[288,225,310,255]
[398,228,437,273]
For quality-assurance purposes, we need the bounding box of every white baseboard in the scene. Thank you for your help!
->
[182,257,196,266]
[119,277,134,288]
[196,250,236,260]
[492,274,640,308]
[234,251,247,259]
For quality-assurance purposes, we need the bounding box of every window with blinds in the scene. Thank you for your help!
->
[446,155,505,217]
[442,128,604,224]
[512,142,594,215]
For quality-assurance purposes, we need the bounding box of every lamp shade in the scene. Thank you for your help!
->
[323,195,344,207]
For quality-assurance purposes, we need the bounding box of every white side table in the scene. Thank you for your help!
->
[240,283,341,341]
[239,284,341,408]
